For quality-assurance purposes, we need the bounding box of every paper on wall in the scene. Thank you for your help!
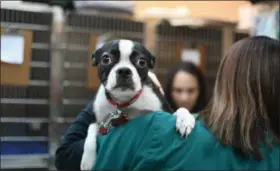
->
[181,49,201,66]
[1,35,24,65]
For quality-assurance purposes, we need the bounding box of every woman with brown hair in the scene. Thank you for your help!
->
[203,35,280,160]
[164,61,207,115]
[91,36,279,170]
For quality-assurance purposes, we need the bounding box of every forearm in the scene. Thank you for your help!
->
[55,140,85,170]
[55,102,95,170]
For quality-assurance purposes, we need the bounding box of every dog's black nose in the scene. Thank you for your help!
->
[117,67,132,77]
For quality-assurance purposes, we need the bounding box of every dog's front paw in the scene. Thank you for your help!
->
[174,108,195,137]
[81,152,95,171]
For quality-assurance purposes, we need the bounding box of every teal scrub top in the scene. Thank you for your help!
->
[94,111,280,170]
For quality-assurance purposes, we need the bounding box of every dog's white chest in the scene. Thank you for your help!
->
[93,86,117,122]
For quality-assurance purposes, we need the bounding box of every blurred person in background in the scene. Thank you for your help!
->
[164,62,207,116]
[92,36,280,170]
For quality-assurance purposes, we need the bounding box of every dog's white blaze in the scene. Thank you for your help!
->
[94,85,116,122]
[118,40,134,61]
[105,39,142,101]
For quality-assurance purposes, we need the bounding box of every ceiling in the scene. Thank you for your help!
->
[134,1,251,23]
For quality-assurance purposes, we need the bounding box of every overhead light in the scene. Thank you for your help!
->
[169,18,206,27]
[144,7,190,19]
[237,5,254,30]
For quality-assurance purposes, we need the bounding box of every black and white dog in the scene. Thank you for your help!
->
[80,39,195,170]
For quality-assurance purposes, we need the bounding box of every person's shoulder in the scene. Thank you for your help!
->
[134,111,177,145]
[152,111,175,121]
[133,111,220,170]
[133,111,175,128]
[150,111,211,138]
[147,111,214,149]
[150,111,176,130]
[129,111,176,137]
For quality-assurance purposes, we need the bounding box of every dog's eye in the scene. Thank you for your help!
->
[136,58,147,68]
[101,55,112,65]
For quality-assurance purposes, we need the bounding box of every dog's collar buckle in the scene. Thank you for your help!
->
[99,125,109,135]
[110,113,128,126]
[98,110,127,135]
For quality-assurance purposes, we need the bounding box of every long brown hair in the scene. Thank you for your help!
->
[203,36,280,160]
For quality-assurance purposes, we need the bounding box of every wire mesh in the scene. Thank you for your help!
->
[233,32,249,42]
[0,8,53,169]
[154,24,223,100]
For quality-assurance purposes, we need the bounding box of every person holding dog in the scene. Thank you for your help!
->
[93,36,280,170]
[54,67,190,170]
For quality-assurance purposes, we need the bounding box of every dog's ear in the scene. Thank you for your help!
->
[148,55,155,69]
[145,49,155,69]
[92,48,103,66]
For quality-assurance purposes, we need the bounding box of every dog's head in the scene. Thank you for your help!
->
[92,39,155,100]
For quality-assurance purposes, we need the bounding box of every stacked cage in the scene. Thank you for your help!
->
[1,8,53,170]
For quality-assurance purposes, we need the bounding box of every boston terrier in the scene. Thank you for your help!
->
[80,39,195,170]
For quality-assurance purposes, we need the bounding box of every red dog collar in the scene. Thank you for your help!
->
[99,89,143,135]
[105,89,143,108]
